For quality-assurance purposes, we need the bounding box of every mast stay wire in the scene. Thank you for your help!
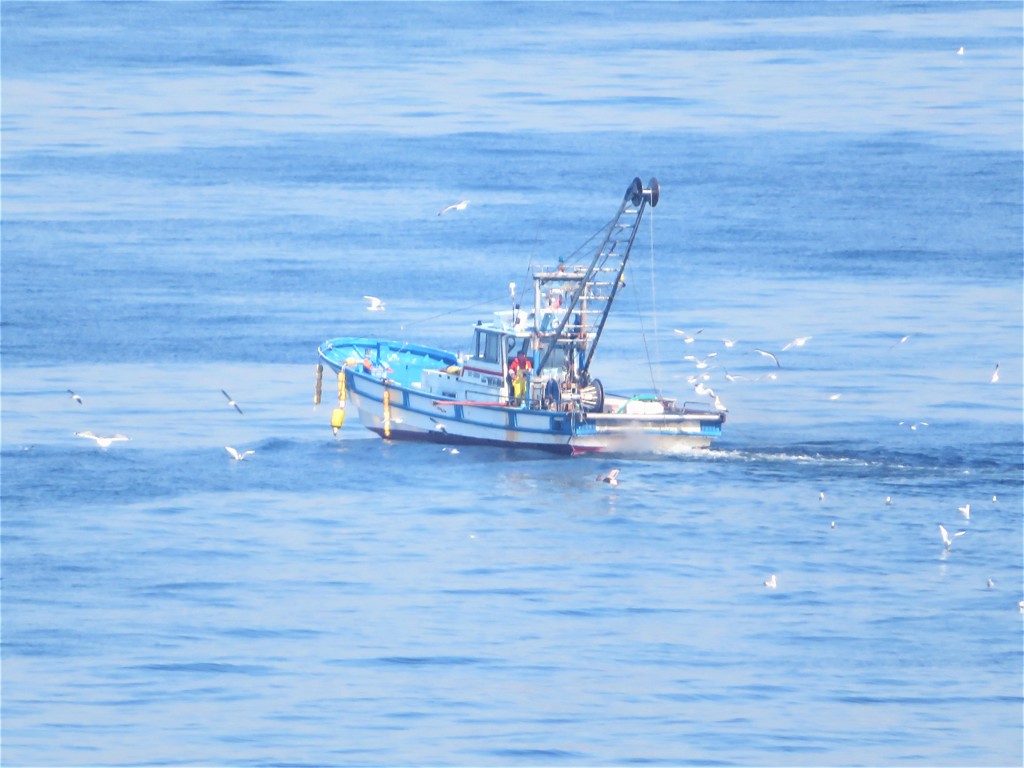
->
[624,205,662,400]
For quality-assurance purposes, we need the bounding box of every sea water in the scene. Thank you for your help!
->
[2,2,1022,766]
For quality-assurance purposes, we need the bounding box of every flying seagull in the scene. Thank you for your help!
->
[693,382,715,398]
[890,334,912,349]
[990,363,999,383]
[67,389,83,405]
[225,446,255,461]
[597,468,620,486]
[364,295,385,312]
[684,352,718,369]
[939,524,966,550]
[782,336,812,351]
[958,503,970,520]
[221,390,243,414]
[763,574,777,589]
[673,328,703,344]
[753,349,781,367]
[75,431,129,448]
[438,200,469,216]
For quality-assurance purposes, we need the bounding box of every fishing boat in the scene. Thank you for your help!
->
[316,176,725,454]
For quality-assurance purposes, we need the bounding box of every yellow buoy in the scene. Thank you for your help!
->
[331,407,345,435]
[382,389,391,438]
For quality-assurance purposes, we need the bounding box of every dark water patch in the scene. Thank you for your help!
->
[373,655,493,668]
[132,662,273,676]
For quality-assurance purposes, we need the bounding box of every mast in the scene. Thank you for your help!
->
[535,176,660,379]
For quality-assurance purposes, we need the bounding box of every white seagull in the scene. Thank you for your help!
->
[782,336,812,351]
[438,200,469,216]
[684,352,718,369]
[958,503,970,520]
[673,328,703,344]
[363,295,386,312]
[990,363,999,383]
[721,338,737,348]
[889,334,912,349]
[753,349,781,368]
[221,390,244,414]
[956,46,965,55]
[75,431,129,448]
[763,574,777,589]
[899,421,929,430]
[693,382,715,398]
[67,389,83,405]
[597,468,620,486]
[225,446,255,461]
[939,524,966,550]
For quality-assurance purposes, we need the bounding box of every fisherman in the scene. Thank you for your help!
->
[507,349,533,405]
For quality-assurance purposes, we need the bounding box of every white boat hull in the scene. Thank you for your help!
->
[341,367,720,455]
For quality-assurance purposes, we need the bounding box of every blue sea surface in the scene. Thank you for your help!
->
[2,2,1022,766]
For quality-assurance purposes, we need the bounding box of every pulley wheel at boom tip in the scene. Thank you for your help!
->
[629,176,644,206]
[648,177,659,207]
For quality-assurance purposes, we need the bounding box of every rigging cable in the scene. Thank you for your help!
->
[648,203,662,395]
[626,208,662,400]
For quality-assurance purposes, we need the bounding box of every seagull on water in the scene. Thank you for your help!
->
[753,349,781,367]
[75,431,129,448]
[782,336,812,351]
[939,524,966,550]
[597,468,620,486]
[764,574,777,589]
[890,334,912,349]
[987,578,995,589]
[438,200,469,216]
[364,295,386,312]
[221,390,243,414]
[67,389,83,405]
[956,46,965,55]
[958,503,970,520]
[885,495,893,506]
[990,363,999,383]
[225,446,255,461]
[674,328,704,344]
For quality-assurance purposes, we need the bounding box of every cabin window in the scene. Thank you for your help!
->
[475,330,501,363]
